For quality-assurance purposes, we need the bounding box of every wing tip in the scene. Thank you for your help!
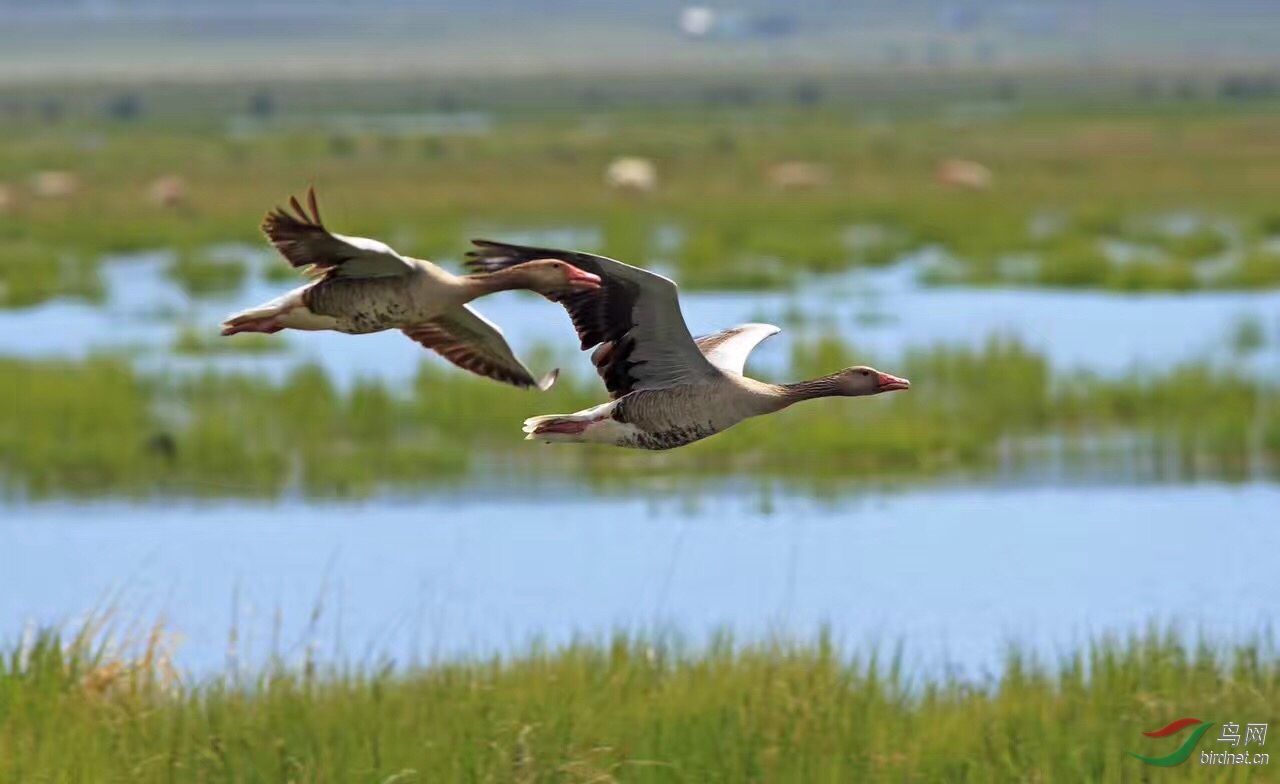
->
[264,188,323,230]
[306,185,321,225]
[261,204,295,229]
[464,239,517,273]
[716,322,782,338]
[535,368,560,391]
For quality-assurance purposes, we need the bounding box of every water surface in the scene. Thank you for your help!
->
[3,482,1274,678]
[2,251,1278,386]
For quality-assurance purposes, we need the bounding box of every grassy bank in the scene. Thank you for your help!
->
[4,101,1280,305]
[1,625,1275,781]
[2,337,1277,499]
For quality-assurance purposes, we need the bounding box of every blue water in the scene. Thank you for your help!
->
[3,483,1275,678]
[2,247,1277,679]
[1,249,1277,387]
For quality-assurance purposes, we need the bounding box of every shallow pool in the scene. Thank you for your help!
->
[3,482,1274,678]
[1,250,1277,387]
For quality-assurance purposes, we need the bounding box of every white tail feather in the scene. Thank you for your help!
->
[222,287,341,334]
[522,415,550,433]
[221,288,302,328]
[522,401,628,444]
[522,412,587,433]
[521,412,600,442]
[223,302,283,325]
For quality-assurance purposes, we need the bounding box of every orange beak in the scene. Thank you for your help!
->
[565,266,603,290]
[877,372,911,392]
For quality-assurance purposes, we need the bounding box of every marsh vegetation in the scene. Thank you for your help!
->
[1,623,1275,782]
[3,70,1280,780]
[2,337,1276,499]
[3,96,1280,308]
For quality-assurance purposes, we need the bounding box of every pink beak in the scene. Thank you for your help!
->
[877,372,911,392]
[565,266,603,290]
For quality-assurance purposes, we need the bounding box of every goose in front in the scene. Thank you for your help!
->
[221,188,601,390]
[466,240,911,450]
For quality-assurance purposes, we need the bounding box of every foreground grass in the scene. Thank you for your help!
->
[1,626,1276,782]
[2,337,1277,498]
[3,97,1280,305]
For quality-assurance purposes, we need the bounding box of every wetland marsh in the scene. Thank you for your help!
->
[2,67,1280,780]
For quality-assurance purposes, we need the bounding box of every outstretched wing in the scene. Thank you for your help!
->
[695,323,782,375]
[402,305,557,391]
[262,187,416,280]
[466,240,719,399]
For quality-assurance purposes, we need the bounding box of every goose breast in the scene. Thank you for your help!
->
[611,378,763,450]
[304,269,442,333]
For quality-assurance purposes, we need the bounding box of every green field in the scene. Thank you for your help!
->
[3,71,1280,779]
[2,336,1275,499]
[3,89,1280,307]
[2,623,1275,782]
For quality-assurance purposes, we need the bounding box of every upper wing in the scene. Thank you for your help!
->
[402,305,557,391]
[694,323,782,375]
[261,187,416,280]
[466,240,719,399]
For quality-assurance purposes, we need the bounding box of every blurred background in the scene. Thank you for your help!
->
[1,0,1279,678]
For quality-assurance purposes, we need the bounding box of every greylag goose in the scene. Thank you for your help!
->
[466,240,911,449]
[221,189,601,390]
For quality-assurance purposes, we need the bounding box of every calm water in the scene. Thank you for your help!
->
[0,250,1277,386]
[3,248,1277,677]
[3,483,1275,677]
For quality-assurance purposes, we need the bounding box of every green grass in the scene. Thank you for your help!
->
[0,240,102,308]
[167,249,249,296]
[4,98,1280,304]
[2,337,1277,499]
[1,623,1275,782]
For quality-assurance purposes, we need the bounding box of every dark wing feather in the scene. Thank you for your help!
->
[466,239,717,398]
[402,305,557,391]
[261,187,413,279]
[467,240,635,350]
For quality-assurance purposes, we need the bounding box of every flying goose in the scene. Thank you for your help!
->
[221,189,601,390]
[466,240,911,449]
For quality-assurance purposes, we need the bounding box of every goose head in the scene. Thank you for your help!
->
[834,366,911,396]
[507,259,602,295]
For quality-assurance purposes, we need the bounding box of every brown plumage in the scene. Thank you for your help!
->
[403,313,559,391]
[221,189,601,390]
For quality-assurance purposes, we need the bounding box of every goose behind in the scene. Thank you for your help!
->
[221,189,601,390]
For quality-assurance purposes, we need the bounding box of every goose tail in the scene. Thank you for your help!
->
[522,412,597,442]
[221,287,336,336]
[221,301,289,336]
